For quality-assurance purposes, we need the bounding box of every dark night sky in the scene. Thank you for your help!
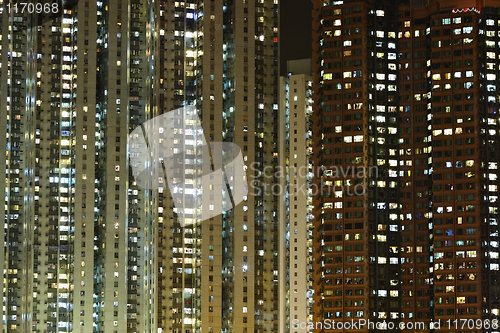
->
[280,0,313,75]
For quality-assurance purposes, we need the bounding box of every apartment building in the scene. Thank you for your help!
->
[154,1,279,333]
[279,59,315,333]
[312,0,500,331]
[0,0,159,332]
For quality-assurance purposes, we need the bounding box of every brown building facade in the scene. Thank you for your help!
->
[312,0,500,331]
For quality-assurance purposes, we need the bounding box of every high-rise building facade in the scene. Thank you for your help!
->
[313,0,500,331]
[1,0,279,332]
[1,1,158,332]
[279,59,315,333]
[155,1,279,333]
